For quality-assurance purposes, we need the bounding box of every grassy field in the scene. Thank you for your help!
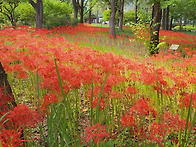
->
[0,24,195,147]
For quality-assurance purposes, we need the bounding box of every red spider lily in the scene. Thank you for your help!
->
[120,114,136,128]
[4,104,39,128]
[189,76,196,84]
[126,86,137,95]
[179,93,196,108]
[42,93,58,106]
[91,97,106,111]
[109,91,122,99]
[0,87,15,115]
[39,93,59,115]
[150,112,190,146]
[150,122,167,147]
[130,98,154,116]
[139,70,157,85]
[83,123,109,144]
[164,112,189,132]
[0,129,24,147]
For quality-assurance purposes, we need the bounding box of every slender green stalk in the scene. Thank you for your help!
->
[185,111,196,147]
[54,58,72,123]
[182,92,193,147]
[90,79,94,125]
[95,71,109,124]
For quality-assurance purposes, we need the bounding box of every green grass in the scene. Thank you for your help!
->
[173,30,196,36]
[115,27,134,37]
[92,24,134,37]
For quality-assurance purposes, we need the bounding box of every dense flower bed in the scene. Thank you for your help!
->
[0,25,195,146]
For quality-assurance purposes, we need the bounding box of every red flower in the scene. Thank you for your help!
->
[42,93,58,106]
[0,129,23,147]
[130,98,152,116]
[150,122,167,147]
[91,97,106,111]
[126,86,137,95]
[83,123,109,144]
[120,114,135,128]
[179,93,196,108]
[109,91,122,99]
[5,104,39,128]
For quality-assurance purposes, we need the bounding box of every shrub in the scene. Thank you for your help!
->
[16,2,35,26]
[123,10,135,25]
[43,0,72,29]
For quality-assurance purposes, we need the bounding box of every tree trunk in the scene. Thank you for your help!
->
[179,17,183,31]
[162,8,166,30]
[89,10,92,24]
[135,0,138,23]
[166,6,169,30]
[150,1,162,55]
[184,18,187,26]
[97,11,99,23]
[0,61,17,116]
[118,0,124,32]
[110,0,116,38]
[29,0,43,29]
[169,16,173,30]
[72,0,79,19]
[80,0,84,23]
[89,0,92,24]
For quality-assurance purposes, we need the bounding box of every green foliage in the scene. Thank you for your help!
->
[15,2,35,25]
[0,13,4,23]
[123,10,135,24]
[170,0,196,23]
[102,9,118,22]
[137,8,151,24]
[174,25,196,31]
[43,0,72,29]
[103,9,110,21]
[0,0,20,25]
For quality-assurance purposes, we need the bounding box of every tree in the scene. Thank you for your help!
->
[149,0,162,55]
[89,0,92,24]
[165,6,169,30]
[16,2,35,25]
[79,0,84,23]
[0,61,17,116]
[118,0,124,32]
[43,0,72,29]
[124,10,135,24]
[135,0,138,23]
[72,0,79,19]
[110,0,117,38]
[162,8,166,29]
[29,0,43,28]
[0,0,20,26]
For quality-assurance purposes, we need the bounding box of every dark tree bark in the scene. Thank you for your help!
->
[110,0,116,38]
[72,0,79,19]
[118,0,124,32]
[162,8,166,30]
[79,0,84,23]
[166,6,169,30]
[135,0,138,23]
[88,0,92,24]
[0,61,17,116]
[97,11,99,23]
[89,10,92,24]
[29,0,43,29]
[169,16,173,30]
[150,1,162,55]
[179,17,183,31]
